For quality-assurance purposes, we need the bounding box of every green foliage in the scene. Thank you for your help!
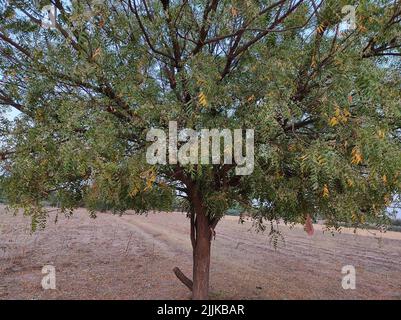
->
[0,0,400,234]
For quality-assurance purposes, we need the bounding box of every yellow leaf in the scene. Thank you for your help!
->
[231,7,238,17]
[332,107,350,124]
[198,92,208,107]
[317,155,325,165]
[378,129,385,139]
[351,147,363,165]
[129,186,140,197]
[138,168,157,192]
[340,115,348,123]
[329,116,339,126]
[316,24,325,34]
[322,184,329,198]
[145,180,153,191]
[347,178,354,187]
[92,47,101,59]
[382,175,387,185]
[144,169,156,191]
[247,95,255,102]
[334,106,341,117]
[196,79,206,86]
[300,154,309,161]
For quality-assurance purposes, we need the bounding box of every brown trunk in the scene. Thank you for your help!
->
[192,210,211,300]
[174,178,215,300]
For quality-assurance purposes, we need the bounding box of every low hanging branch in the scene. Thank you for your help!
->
[173,267,193,291]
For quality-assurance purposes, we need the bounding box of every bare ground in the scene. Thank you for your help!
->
[1,205,401,300]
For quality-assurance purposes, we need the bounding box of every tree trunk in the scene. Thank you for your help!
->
[192,207,211,300]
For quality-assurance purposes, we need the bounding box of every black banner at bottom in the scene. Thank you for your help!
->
[0,300,398,318]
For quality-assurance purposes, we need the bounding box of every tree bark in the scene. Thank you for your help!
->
[176,174,215,300]
[192,209,212,300]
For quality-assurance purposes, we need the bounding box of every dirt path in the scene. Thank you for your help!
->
[1,206,401,299]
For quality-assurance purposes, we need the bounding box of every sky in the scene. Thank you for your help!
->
[4,109,20,120]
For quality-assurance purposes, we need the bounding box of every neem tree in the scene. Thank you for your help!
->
[0,0,400,299]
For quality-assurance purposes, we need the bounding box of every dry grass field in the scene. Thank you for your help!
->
[1,205,401,300]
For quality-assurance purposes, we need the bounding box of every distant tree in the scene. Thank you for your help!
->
[392,219,401,227]
[0,0,400,299]
[0,176,5,203]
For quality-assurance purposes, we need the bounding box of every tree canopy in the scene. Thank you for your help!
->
[0,0,400,299]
